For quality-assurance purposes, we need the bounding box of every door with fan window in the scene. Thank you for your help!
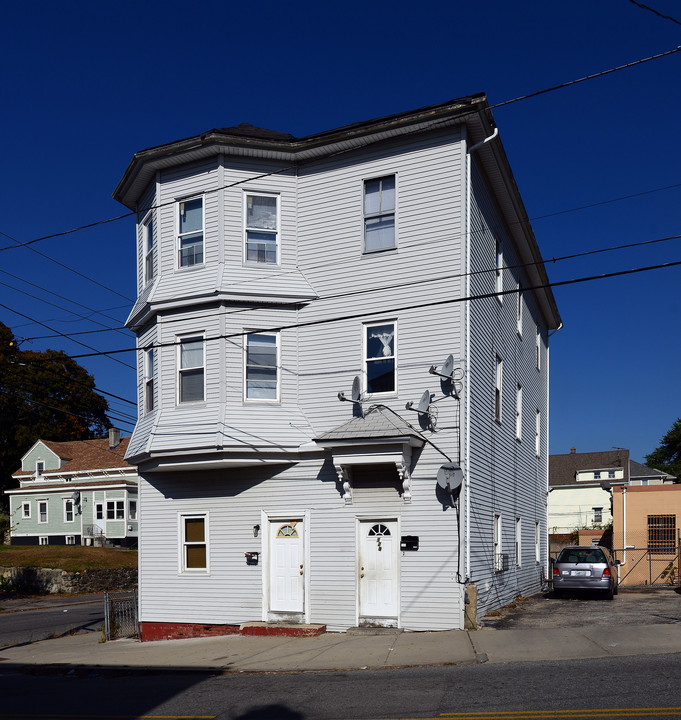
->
[359,520,398,623]
[269,520,304,614]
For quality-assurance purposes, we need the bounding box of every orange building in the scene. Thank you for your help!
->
[612,485,681,587]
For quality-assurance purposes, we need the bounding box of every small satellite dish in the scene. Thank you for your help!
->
[417,389,430,415]
[600,481,612,491]
[441,354,454,378]
[437,463,464,492]
[71,491,81,503]
[351,376,361,403]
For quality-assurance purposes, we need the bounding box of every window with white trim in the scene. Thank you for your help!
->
[536,326,541,370]
[22,502,30,519]
[143,212,155,284]
[38,501,48,524]
[177,197,204,267]
[535,521,540,563]
[129,500,137,521]
[364,175,395,252]
[494,355,503,423]
[65,535,75,545]
[364,322,396,394]
[39,536,49,545]
[594,471,601,480]
[245,332,279,400]
[516,282,523,335]
[107,500,124,520]
[180,514,208,572]
[515,383,522,441]
[493,513,503,571]
[245,193,279,264]
[593,507,603,524]
[535,409,541,457]
[495,239,503,299]
[515,517,522,567]
[36,461,44,477]
[64,499,74,523]
[178,336,205,403]
[144,347,155,413]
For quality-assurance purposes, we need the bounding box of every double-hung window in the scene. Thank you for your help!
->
[245,193,279,264]
[178,336,205,403]
[364,175,395,252]
[515,383,522,441]
[36,461,44,478]
[535,522,541,564]
[22,502,30,519]
[494,355,503,423]
[144,347,155,413]
[245,332,279,400]
[178,197,204,267]
[515,517,522,567]
[535,409,541,457]
[495,239,503,299]
[364,322,396,394]
[180,514,208,572]
[129,500,137,521]
[143,213,155,284]
[64,499,74,523]
[107,500,125,520]
[516,282,523,335]
[39,501,48,524]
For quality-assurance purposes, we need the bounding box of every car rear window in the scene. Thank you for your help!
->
[557,548,607,564]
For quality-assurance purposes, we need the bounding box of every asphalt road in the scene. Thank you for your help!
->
[0,594,104,647]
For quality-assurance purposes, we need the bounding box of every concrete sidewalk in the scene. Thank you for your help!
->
[1,621,680,674]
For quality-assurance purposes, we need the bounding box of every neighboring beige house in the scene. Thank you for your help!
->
[612,484,681,586]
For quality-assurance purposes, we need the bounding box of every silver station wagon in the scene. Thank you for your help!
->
[552,545,619,600]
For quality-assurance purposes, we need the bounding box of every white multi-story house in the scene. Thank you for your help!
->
[114,95,561,640]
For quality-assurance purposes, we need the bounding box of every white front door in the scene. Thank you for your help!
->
[359,520,399,624]
[94,503,105,535]
[269,520,304,614]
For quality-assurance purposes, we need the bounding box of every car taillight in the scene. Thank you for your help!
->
[603,567,611,576]
[553,566,559,576]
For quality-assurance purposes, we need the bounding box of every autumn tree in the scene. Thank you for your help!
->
[0,321,111,496]
[644,418,681,482]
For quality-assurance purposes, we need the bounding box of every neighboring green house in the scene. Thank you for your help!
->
[6,430,138,547]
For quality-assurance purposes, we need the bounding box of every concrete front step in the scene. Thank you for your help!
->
[239,622,326,637]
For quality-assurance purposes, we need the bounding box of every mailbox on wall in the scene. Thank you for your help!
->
[245,552,259,565]
[400,536,419,551]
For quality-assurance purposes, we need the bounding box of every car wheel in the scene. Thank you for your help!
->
[604,586,614,600]
[614,583,618,596]
[553,588,563,599]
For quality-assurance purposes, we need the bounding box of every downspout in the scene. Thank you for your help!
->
[464,126,499,582]
[621,486,628,566]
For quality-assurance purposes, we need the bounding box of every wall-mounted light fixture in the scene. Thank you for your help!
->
[253,524,260,538]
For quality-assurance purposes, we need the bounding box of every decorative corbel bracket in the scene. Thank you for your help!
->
[335,463,352,505]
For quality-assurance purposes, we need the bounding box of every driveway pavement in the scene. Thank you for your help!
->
[481,586,681,629]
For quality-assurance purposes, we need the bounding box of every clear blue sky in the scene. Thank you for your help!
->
[1,0,679,462]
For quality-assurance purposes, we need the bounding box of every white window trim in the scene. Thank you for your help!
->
[35,461,45,477]
[176,334,206,405]
[536,326,541,371]
[593,507,603,524]
[495,239,503,301]
[63,499,75,524]
[244,331,280,403]
[65,535,75,545]
[516,282,523,336]
[515,517,522,567]
[535,522,541,564]
[535,409,541,457]
[176,195,205,269]
[515,383,522,441]
[493,513,503,572]
[39,536,49,545]
[107,500,125,521]
[144,347,155,414]
[363,174,397,253]
[143,210,155,285]
[494,355,503,424]
[129,500,137,521]
[22,502,31,519]
[178,512,210,574]
[243,191,280,266]
[363,320,397,396]
[38,500,48,524]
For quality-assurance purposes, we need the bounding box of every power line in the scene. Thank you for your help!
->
[1,42,680,255]
[626,0,681,26]
[62,256,681,361]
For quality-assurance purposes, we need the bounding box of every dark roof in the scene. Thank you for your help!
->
[316,406,423,443]
[629,459,676,480]
[13,437,133,477]
[549,449,630,487]
[212,123,295,141]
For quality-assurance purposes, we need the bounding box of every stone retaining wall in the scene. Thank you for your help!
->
[0,566,137,594]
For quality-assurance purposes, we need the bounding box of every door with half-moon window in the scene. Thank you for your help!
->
[269,520,304,614]
[359,520,398,624]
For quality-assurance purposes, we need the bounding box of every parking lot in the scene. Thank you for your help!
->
[481,586,681,629]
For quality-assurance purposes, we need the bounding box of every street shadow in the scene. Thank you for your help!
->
[234,706,303,720]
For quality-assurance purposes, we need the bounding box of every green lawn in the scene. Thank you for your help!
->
[0,545,137,573]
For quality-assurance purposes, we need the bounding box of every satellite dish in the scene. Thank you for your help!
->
[600,481,612,491]
[71,491,81,503]
[417,390,431,414]
[437,463,464,492]
[441,354,454,378]
[351,376,361,403]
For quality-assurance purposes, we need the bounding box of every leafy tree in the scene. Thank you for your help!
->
[0,321,111,497]
[644,418,681,482]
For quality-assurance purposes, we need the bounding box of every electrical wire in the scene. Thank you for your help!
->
[59,255,681,361]
[626,0,681,26]
[1,42,680,255]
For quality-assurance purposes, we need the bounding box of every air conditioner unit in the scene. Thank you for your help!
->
[494,553,509,572]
